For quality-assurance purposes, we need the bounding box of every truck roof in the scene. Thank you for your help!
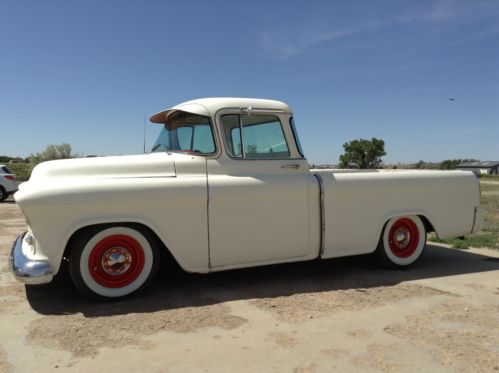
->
[150,97,292,123]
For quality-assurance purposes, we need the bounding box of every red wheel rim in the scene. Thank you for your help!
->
[388,218,419,258]
[88,234,145,288]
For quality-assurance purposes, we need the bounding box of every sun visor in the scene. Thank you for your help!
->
[149,103,211,123]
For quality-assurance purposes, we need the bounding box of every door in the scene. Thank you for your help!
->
[207,112,313,268]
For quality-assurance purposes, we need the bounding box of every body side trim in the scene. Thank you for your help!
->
[314,173,325,257]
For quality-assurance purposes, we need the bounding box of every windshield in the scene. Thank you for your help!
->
[151,111,216,154]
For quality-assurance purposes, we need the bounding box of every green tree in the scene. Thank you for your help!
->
[246,144,258,154]
[339,138,386,169]
[414,160,427,169]
[0,156,14,163]
[439,159,478,170]
[28,143,78,165]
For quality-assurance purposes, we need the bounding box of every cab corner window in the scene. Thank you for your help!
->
[222,114,290,159]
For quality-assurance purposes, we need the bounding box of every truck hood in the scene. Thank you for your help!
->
[27,153,176,183]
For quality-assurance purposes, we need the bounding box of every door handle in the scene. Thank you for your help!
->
[281,164,300,169]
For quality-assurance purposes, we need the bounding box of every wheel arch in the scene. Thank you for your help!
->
[369,211,436,254]
[62,221,182,272]
[418,215,435,234]
[380,210,436,235]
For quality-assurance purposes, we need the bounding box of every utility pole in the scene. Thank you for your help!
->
[143,113,147,154]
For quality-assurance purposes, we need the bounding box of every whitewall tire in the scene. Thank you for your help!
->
[376,215,426,268]
[69,226,160,299]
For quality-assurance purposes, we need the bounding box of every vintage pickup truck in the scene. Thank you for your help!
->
[10,98,484,299]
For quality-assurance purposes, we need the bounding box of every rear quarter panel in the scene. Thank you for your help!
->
[318,170,480,258]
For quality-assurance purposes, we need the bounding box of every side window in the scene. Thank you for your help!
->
[222,114,290,159]
[242,115,289,159]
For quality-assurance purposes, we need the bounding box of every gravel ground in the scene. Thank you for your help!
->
[1,200,498,372]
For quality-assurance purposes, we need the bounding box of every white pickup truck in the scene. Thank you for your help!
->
[10,98,484,299]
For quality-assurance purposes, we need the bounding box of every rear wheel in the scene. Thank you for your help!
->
[69,226,160,300]
[375,216,426,268]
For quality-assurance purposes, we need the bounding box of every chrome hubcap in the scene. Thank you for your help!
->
[101,247,132,275]
[393,228,410,249]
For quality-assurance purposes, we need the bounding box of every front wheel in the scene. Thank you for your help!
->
[375,216,426,268]
[69,226,160,299]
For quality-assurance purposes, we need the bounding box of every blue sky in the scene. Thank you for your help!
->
[1,0,498,164]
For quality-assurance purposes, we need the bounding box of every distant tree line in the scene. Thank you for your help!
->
[332,137,478,171]
[1,143,79,181]
[27,143,78,165]
[0,155,28,163]
[413,159,478,170]
[2,143,78,166]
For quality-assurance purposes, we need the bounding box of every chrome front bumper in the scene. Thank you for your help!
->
[9,233,54,285]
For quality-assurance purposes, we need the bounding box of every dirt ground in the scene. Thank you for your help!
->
[1,199,498,372]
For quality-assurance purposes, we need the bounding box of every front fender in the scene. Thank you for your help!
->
[16,176,210,275]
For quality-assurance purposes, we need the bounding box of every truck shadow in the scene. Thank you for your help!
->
[26,244,499,317]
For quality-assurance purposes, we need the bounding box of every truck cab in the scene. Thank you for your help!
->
[151,98,319,268]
